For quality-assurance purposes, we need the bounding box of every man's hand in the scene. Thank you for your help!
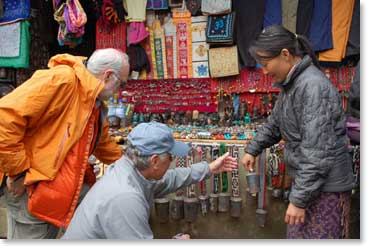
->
[241,153,256,171]
[284,203,305,225]
[6,175,26,197]
[172,233,190,239]
[209,152,238,174]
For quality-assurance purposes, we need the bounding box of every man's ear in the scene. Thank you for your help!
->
[103,69,114,80]
[280,48,291,60]
[150,155,160,170]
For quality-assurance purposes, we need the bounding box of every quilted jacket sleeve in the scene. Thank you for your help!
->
[245,99,282,157]
[93,117,123,164]
[288,80,336,208]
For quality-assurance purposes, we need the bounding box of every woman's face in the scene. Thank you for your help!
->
[256,49,294,83]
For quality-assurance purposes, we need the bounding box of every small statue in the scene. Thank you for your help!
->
[144,113,151,122]
[244,112,251,125]
[132,112,139,126]
[139,112,144,123]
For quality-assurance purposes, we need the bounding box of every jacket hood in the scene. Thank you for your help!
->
[48,53,104,101]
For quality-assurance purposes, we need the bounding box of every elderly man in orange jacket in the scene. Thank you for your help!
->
[0,48,130,239]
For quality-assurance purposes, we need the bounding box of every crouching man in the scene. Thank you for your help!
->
[62,122,237,239]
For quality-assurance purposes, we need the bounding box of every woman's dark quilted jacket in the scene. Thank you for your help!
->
[245,55,354,208]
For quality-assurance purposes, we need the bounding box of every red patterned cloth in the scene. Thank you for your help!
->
[95,18,127,52]
[173,10,192,78]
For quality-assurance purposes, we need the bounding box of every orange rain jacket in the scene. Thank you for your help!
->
[0,54,122,226]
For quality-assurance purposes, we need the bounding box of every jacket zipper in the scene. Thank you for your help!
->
[54,123,71,168]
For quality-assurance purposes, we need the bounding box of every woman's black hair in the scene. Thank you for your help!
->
[249,25,321,69]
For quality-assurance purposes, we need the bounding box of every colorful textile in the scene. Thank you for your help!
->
[193,61,209,78]
[0,0,3,18]
[172,10,192,78]
[126,44,151,73]
[95,18,127,52]
[191,15,207,42]
[145,10,155,27]
[186,0,201,16]
[100,0,123,28]
[308,0,333,52]
[146,0,168,10]
[208,45,239,78]
[263,0,281,28]
[201,0,231,15]
[319,0,355,62]
[152,19,168,79]
[191,15,208,78]
[206,12,235,44]
[0,20,30,68]
[0,21,20,57]
[123,0,147,22]
[233,0,265,68]
[192,42,208,62]
[296,0,314,36]
[128,22,149,45]
[287,192,351,239]
[282,0,298,33]
[148,26,158,78]
[121,78,216,113]
[0,0,30,23]
[55,0,87,48]
[139,33,155,80]
[168,0,183,8]
[164,17,177,79]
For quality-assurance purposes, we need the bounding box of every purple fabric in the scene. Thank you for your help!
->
[346,115,360,144]
[287,192,351,239]
[146,0,168,10]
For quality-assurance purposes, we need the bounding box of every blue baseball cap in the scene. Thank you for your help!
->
[127,122,191,157]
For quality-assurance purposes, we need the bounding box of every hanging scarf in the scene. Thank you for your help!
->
[152,19,168,79]
[139,34,155,79]
[148,26,158,79]
[55,0,87,47]
[95,17,127,51]
[219,142,228,193]
[65,0,87,35]
[164,17,177,79]
[172,10,193,78]
[231,145,240,197]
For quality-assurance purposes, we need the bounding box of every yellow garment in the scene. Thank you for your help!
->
[123,0,147,22]
[319,0,355,62]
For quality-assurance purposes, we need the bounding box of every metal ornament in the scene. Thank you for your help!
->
[184,197,199,222]
[154,197,170,223]
[170,196,184,220]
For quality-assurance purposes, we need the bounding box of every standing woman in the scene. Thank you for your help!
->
[241,25,354,239]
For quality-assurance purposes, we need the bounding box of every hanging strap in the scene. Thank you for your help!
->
[219,142,228,193]
[211,145,220,194]
[231,145,240,197]
[257,149,267,210]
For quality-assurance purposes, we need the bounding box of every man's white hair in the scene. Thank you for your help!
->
[87,48,129,76]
